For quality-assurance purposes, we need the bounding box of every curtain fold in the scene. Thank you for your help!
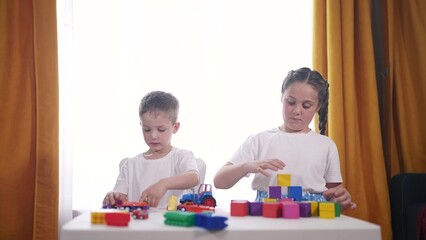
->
[0,0,59,239]
[386,0,426,175]
[313,1,391,240]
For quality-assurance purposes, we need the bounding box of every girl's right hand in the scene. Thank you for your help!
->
[244,159,285,176]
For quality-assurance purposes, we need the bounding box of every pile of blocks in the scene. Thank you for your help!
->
[164,211,228,230]
[91,210,131,226]
[231,174,341,219]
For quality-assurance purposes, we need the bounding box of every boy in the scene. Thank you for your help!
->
[103,91,200,208]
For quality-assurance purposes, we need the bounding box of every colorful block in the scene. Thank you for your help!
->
[269,186,281,199]
[249,202,263,216]
[310,201,319,216]
[277,174,291,186]
[282,202,300,219]
[263,198,278,203]
[263,202,282,218]
[299,202,311,217]
[104,212,131,226]
[288,186,303,201]
[164,211,196,227]
[230,200,249,216]
[319,202,335,219]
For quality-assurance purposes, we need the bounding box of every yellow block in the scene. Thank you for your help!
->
[310,201,319,216]
[277,174,291,186]
[319,202,336,219]
[263,198,278,203]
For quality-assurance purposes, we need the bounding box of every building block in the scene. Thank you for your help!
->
[230,200,249,216]
[288,186,303,201]
[299,202,311,217]
[195,213,228,230]
[277,174,291,186]
[269,186,281,199]
[282,202,300,219]
[310,201,319,216]
[263,198,278,203]
[263,202,282,218]
[249,202,263,216]
[164,211,196,227]
[91,212,106,224]
[334,202,341,217]
[319,202,335,219]
[104,212,131,226]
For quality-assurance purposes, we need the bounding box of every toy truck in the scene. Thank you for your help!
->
[180,184,217,207]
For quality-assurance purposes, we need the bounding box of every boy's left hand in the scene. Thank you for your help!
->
[323,185,357,211]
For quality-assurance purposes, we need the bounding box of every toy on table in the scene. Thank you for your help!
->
[132,209,149,220]
[180,183,217,207]
[103,199,150,212]
[230,174,341,219]
[164,211,228,230]
[177,202,215,213]
[167,195,178,211]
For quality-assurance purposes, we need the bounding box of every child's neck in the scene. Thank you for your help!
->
[143,145,173,160]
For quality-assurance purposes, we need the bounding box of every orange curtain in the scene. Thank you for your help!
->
[313,1,391,240]
[0,0,59,239]
[385,0,426,175]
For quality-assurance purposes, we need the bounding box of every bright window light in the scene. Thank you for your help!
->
[59,0,313,211]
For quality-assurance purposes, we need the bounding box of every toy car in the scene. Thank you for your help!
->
[103,200,150,212]
[177,202,215,213]
[132,209,149,220]
[180,184,217,207]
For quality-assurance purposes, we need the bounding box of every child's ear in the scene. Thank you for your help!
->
[172,122,180,133]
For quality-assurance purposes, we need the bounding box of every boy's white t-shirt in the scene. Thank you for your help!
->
[113,147,198,208]
[229,128,343,193]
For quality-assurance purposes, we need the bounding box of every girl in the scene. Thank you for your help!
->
[214,67,356,211]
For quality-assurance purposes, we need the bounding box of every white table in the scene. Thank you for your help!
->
[61,208,381,240]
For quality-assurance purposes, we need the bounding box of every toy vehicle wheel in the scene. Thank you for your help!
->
[201,196,216,207]
[178,207,187,212]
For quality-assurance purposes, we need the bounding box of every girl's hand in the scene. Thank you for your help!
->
[243,159,285,177]
[139,180,168,208]
[103,191,127,206]
[323,184,357,211]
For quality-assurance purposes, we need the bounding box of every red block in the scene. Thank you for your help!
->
[263,202,282,218]
[105,212,131,226]
[230,200,249,216]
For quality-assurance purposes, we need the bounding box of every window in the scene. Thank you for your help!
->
[58,0,313,211]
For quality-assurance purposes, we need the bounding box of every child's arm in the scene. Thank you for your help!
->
[214,159,285,189]
[323,183,357,211]
[138,171,199,208]
[103,191,127,206]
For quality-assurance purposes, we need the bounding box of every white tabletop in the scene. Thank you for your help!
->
[61,208,381,240]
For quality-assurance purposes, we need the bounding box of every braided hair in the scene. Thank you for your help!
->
[281,67,329,135]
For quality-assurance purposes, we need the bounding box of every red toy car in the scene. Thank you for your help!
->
[177,202,215,213]
[131,209,149,220]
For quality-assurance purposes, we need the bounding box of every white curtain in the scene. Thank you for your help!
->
[58,0,313,221]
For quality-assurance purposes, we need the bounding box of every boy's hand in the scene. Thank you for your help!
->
[139,180,168,208]
[103,191,127,206]
[323,185,357,211]
[244,159,285,177]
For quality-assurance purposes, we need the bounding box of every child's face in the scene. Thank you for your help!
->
[281,82,319,133]
[140,110,179,152]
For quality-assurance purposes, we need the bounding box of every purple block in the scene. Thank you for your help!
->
[269,186,281,199]
[299,202,311,217]
[249,202,263,216]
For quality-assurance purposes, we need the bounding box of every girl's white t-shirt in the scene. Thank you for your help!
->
[229,128,343,193]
